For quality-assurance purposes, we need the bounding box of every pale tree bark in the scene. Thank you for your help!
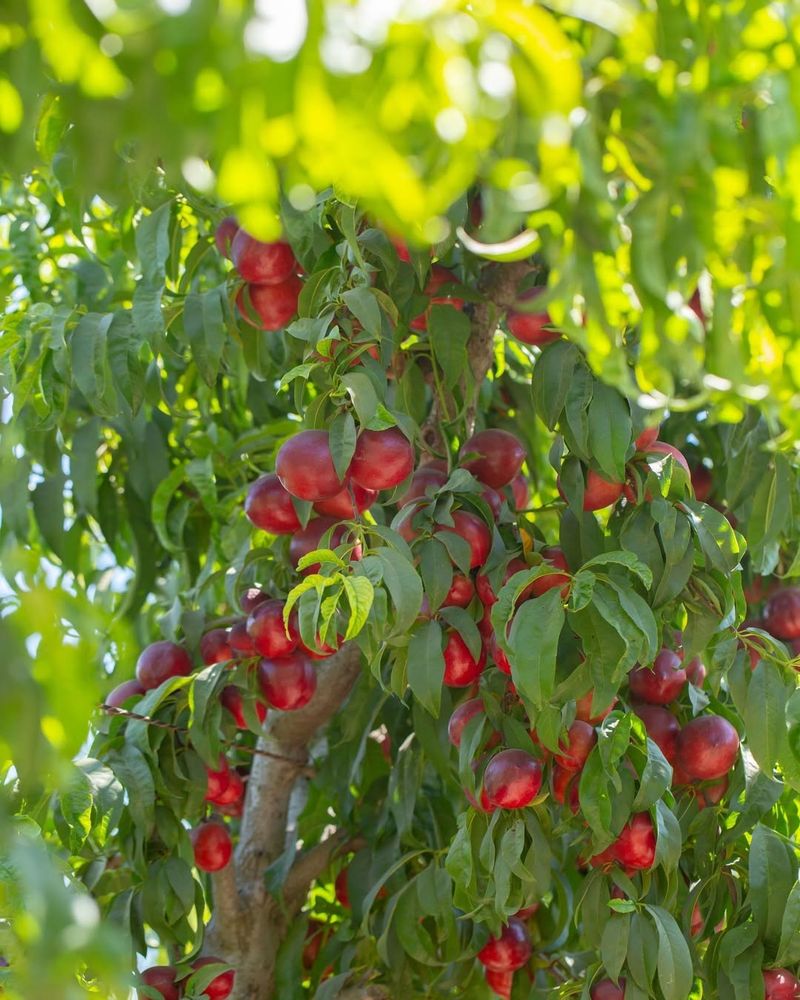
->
[203,644,365,1000]
[201,261,534,1000]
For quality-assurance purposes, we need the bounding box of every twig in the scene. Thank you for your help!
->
[99,705,315,772]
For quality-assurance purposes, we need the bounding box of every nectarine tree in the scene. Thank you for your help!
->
[2,4,800,1000]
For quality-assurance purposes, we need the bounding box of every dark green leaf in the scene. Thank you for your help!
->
[531,340,580,429]
[407,619,445,717]
[587,382,631,481]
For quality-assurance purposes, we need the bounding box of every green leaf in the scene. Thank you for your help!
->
[562,361,593,457]
[375,547,424,634]
[632,740,672,812]
[743,660,790,777]
[70,312,118,416]
[531,340,580,429]
[133,201,171,339]
[183,285,227,386]
[185,455,217,514]
[342,576,374,639]
[747,454,792,574]
[628,911,659,993]
[653,800,681,873]
[32,473,66,558]
[341,371,379,425]
[407,619,445,717]
[105,744,155,833]
[749,823,795,948]
[775,880,800,966]
[419,538,454,611]
[718,923,763,1000]
[587,382,631,481]
[600,913,631,984]
[578,749,613,840]
[343,286,382,334]
[581,550,654,590]
[151,463,187,553]
[435,528,473,575]
[645,904,693,1000]
[507,588,564,709]
[71,419,100,517]
[428,305,471,389]
[329,410,357,482]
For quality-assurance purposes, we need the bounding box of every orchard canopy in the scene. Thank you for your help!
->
[3,2,800,1000]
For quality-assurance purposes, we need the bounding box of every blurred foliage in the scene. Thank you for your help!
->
[3,0,800,433]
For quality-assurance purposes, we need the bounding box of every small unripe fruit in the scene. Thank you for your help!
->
[675,715,740,780]
[483,750,543,809]
[191,821,232,872]
[136,641,192,690]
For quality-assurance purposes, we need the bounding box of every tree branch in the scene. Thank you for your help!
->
[335,985,391,1000]
[283,830,349,909]
[207,861,243,954]
[465,261,536,432]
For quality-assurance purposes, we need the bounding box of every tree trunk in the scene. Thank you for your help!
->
[203,644,363,1000]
